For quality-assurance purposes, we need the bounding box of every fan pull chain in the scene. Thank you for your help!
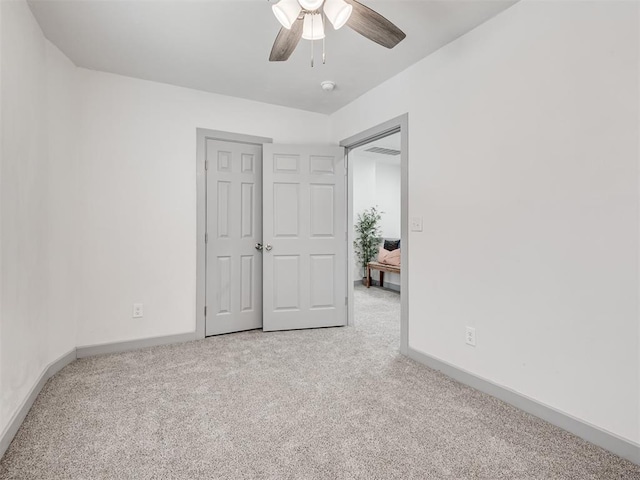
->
[311,13,314,67]
[322,13,326,64]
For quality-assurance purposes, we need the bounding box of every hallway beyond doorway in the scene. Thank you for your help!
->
[354,283,400,349]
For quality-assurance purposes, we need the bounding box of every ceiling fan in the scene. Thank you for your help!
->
[269,0,406,63]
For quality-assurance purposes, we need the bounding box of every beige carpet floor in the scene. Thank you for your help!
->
[1,285,639,479]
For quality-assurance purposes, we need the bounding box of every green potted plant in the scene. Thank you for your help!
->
[354,206,382,284]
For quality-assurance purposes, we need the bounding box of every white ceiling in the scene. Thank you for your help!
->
[28,0,517,114]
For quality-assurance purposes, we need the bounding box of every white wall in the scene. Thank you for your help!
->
[352,155,377,236]
[0,0,78,437]
[45,41,80,366]
[0,0,4,442]
[376,162,401,239]
[76,69,331,346]
[0,0,4,439]
[331,0,640,444]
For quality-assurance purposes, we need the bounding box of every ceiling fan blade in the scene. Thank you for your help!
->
[269,17,304,62]
[345,0,406,49]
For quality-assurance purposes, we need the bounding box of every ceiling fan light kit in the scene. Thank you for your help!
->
[273,0,351,31]
[272,0,301,30]
[298,0,324,11]
[324,0,353,29]
[269,0,406,64]
[302,13,325,40]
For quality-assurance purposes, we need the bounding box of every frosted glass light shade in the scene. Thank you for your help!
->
[298,0,324,11]
[324,0,352,29]
[302,13,325,40]
[272,0,301,29]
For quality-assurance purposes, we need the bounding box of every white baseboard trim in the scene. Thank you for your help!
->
[406,346,640,466]
[76,332,197,358]
[0,348,77,460]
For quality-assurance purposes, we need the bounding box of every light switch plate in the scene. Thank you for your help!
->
[410,217,423,232]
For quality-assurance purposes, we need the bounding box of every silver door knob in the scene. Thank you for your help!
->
[255,243,263,251]
[265,244,273,251]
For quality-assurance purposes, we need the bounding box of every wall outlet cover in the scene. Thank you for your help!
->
[465,326,476,346]
[133,303,144,318]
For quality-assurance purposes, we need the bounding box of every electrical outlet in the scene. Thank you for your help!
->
[465,327,476,347]
[133,303,144,318]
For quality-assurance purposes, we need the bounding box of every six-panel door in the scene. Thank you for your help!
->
[205,139,263,336]
[262,145,347,331]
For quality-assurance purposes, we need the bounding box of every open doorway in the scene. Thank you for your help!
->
[342,115,408,354]
[351,133,401,342]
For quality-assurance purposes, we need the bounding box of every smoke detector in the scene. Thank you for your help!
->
[321,81,336,92]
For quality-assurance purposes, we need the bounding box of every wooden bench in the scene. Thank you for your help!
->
[366,262,401,288]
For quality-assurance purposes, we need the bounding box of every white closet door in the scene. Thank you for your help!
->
[206,140,263,336]
[262,144,347,331]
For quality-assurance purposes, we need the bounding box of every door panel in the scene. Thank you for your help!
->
[263,145,346,331]
[206,140,263,336]
[273,183,300,237]
[273,255,301,311]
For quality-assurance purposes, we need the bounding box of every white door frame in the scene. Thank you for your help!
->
[196,129,273,339]
[340,114,409,355]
